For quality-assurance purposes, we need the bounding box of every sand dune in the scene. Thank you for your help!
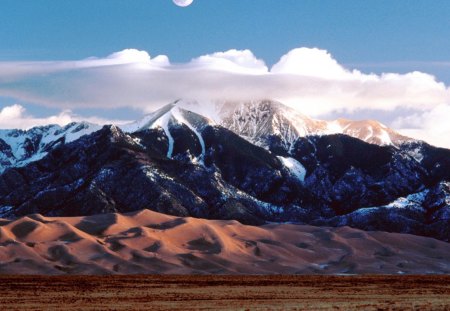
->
[0,210,449,275]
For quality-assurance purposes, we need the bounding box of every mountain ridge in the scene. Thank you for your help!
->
[215,99,411,149]
[0,99,448,242]
[0,99,416,174]
[0,118,448,241]
[0,122,100,173]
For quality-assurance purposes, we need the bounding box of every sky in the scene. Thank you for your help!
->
[0,0,449,147]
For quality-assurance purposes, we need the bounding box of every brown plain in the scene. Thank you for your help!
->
[0,275,449,310]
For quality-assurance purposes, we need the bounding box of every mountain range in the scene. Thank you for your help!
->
[0,100,449,242]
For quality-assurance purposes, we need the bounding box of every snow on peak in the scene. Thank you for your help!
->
[121,100,215,133]
[330,118,406,146]
[0,98,416,172]
[215,100,410,147]
[0,122,100,173]
[112,99,411,153]
[120,100,213,159]
[217,99,327,148]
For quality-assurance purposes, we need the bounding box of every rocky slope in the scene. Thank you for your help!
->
[0,122,100,173]
[0,102,448,241]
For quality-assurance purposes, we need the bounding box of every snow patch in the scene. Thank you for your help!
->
[277,156,306,182]
[151,112,175,158]
[377,130,393,145]
[171,107,206,161]
[0,206,13,218]
[364,126,374,141]
[325,120,343,134]
[385,189,428,209]
[407,146,424,163]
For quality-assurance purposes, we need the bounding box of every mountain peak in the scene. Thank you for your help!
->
[214,99,411,148]
[122,99,411,149]
[217,99,321,148]
[121,100,214,134]
[329,118,410,146]
[0,98,415,174]
[121,100,214,159]
[0,121,100,173]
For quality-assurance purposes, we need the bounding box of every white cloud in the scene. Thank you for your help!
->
[271,47,351,79]
[103,49,170,67]
[0,47,449,147]
[106,49,152,63]
[393,104,450,148]
[189,49,268,74]
[0,104,129,130]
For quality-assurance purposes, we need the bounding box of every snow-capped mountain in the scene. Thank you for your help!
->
[0,99,449,242]
[121,100,213,159]
[122,98,411,151]
[0,102,449,241]
[0,99,412,173]
[216,100,410,149]
[0,122,100,173]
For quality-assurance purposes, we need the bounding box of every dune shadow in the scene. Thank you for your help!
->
[108,240,126,252]
[58,232,83,243]
[187,237,222,254]
[0,219,12,226]
[144,241,161,253]
[146,218,186,230]
[311,230,334,241]
[11,221,40,239]
[122,227,146,237]
[177,253,228,273]
[130,251,179,272]
[47,245,78,266]
[296,242,311,249]
[374,247,396,257]
[75,214,118,236]
[258,239,282,246]
[342,232,368,239]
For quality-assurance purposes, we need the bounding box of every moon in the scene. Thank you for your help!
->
[173,0,194,7]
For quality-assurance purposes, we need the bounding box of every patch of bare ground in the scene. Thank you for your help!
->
[0,275,449,310]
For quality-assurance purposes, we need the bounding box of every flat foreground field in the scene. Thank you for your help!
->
[0,275,449,310]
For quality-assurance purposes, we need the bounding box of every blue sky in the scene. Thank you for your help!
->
[1,0,449,73]
[0,0,449,147]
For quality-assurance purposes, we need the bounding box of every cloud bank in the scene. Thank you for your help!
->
[0,104,129,130]
[0,47,449,147]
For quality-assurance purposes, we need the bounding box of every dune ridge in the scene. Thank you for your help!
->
[0,209,449,275]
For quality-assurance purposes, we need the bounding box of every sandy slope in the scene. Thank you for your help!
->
[0,210,449,275]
